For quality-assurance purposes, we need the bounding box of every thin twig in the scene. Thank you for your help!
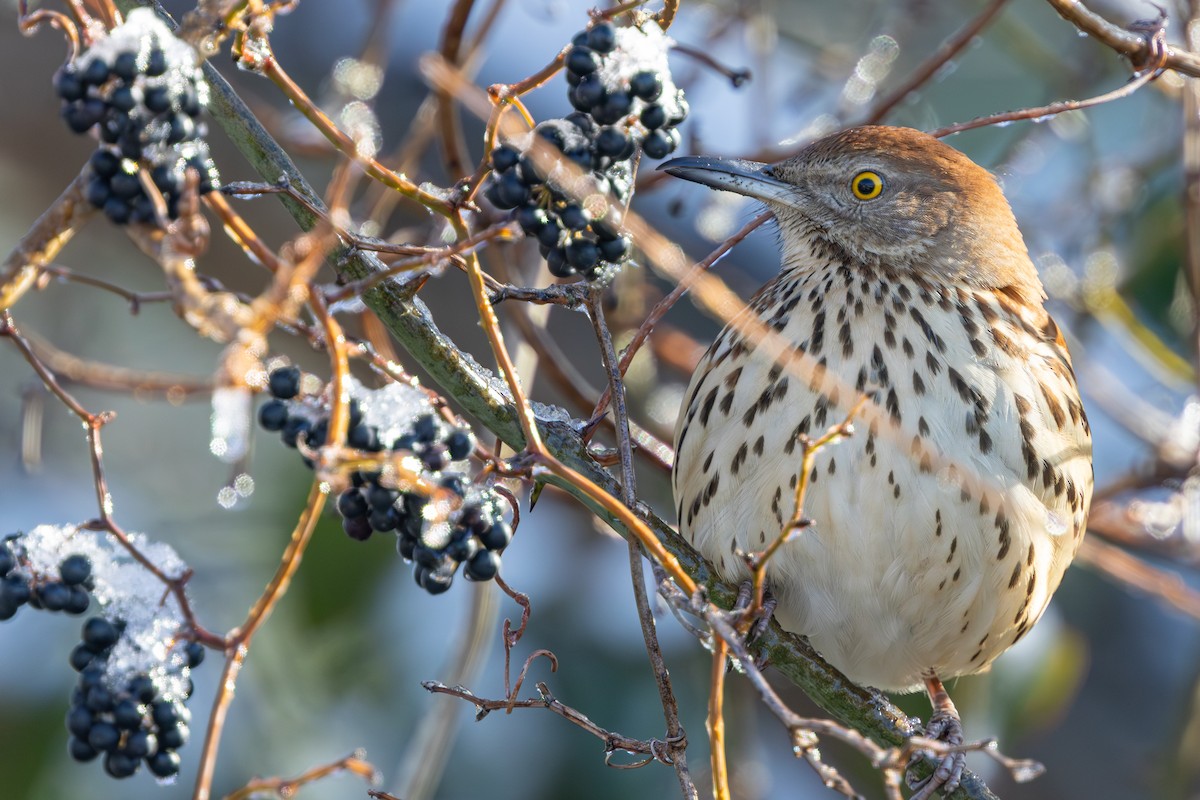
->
[929,55,1165,138]
[1043,0,1200,77]
[589,289,696,797]
[223,751,380,800]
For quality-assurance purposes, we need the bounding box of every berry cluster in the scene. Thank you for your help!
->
[375,481,511,595]
[66,616,200,779]
[257,369,514,594]
[3,525,199,783]
[0,538,92,620]
[485,21,688,282]
[53,8,219,225]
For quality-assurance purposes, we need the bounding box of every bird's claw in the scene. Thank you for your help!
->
[732,580,776,639]
[731,580,776,670]
[905,709,965,800]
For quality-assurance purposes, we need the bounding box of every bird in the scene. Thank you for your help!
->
[662,125,1092,797]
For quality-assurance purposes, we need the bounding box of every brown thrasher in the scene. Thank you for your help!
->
[663,126,1093,797]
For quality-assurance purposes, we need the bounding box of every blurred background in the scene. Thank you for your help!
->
[1,0,1199,798]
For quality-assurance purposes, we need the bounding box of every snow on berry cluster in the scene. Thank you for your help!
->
[485,21,688,283]
[258,368,513,595]
[1,525,201,781]
[54,8,220,225]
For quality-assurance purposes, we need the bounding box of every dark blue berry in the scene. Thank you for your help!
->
[566,46,600,76]
[109,85,137,112]
[516,206,549,236]
[367,484,400,510]
[305,418,329,448]
[348,424,381,451]
[421,443,450,472]
[586,23,617,54]
[0,546,13,577]
[69,643,95,671]
[82,58,111,85]
[571,74,606,110]
[114,699,143,730]
[412,545,442,570]
[152,701,180,729]
[446,536,479,563]
[464,550,501,581]
[258,399,289,432]
[546,248,575,278]
[69,736,99,762]
[640,103,667,130]
[59,554,92,586]
[103,750,140,778]
[642,129,675,159]
[184,640,205,668]
[82,617,119,651]
[630,71,663,100]
[480,521,513,552]
[143,84,172,112]
[103,197,132,225]
[415,565,454,595]
[281,416,311,448]
[598,234,632,263]
[368,507,399,533]
[446,430,474,460]
[337,489,368,518]
[397,533,418,561]
[63,101,103,133]
[113,52,139,82]
[559,204,590,231]
[596,127,630,158]
[566,240,600,270]
[517,154,545,186]
[537,220,563,248]
[87,721,121,752]
[493,172,530,209]
[158,723,188,749]
[128,675,156,703]
[54,69,85,101]
[593,90,632,125]
[145,48,168,77]
[343,515,373,541]
[167,113,195,144]
[268,366,301,399]
[414,415,439,443]
[124,729,156,759]
[65,586,91,615]
[67,705,94,738]
[181,87,203,117]
[109,172,141,200]
[80,666,105,690]
[148,749,182,778]
[490,144,520,173]
[440,474,468,495]
[86,685,115,712]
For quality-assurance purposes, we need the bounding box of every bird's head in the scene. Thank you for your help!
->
[660,125,1042,300]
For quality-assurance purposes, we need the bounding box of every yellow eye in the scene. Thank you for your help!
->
[851,171,884,201]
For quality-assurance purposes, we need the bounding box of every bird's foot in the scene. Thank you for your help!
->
[730,581,776,670]
[906,675,965,799]
[732,580,776,642]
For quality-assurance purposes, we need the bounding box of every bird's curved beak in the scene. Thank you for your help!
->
[657,156,794,205]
